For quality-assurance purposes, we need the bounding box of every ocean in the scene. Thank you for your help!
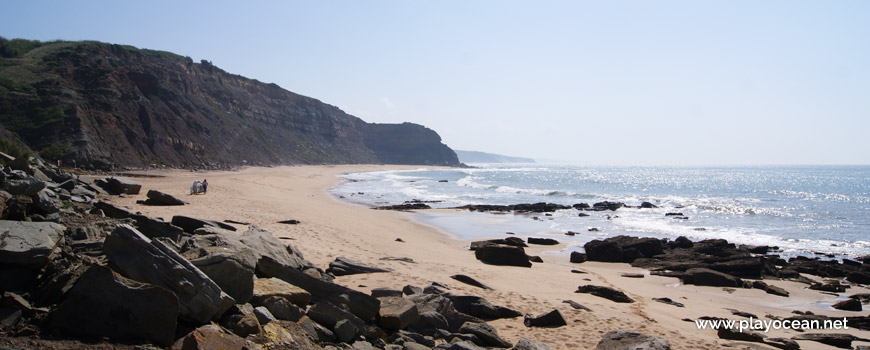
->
[331,164,870,259]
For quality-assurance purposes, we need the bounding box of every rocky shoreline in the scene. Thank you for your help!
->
[3,158,870,349]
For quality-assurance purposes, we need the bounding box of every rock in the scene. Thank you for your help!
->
[333,319,356,342]
[470,238,527,250]
[528,255,543,263]
[652,297,684,307]
[404,285,423,296]
[584,235,665,263]
[576,285,634,303]
[327,257,390,276]
[259,296,304,321]
[227,311,261,337]
[621,273,645,278]
[376,203,431,210]
[848,271,870,284]
[277,219,300,224]
[251,277,312,307]
[191,252,255,304]
[639,201,658,209]
[3,177,45,196]
[307,301,365,339]
[590,201,625,211]
[595,330,670,350]
[751,281,790,297]
[103,224,234,324]
[682,268,742,287]
[0,220,65,267]
[562,300,592,311]
[512,337,550,350]
[448,295,522,320]
[523,309,567,328]
[254,306,277,325]
[570,251,587,263]
[457,202,571,213]
[450,274,492,290]
[132,214,185,241]
[105,177,142,195]
[240,225,312,271]
[51,265,179,346]
[474,243,532,267]
[371,287,403,298]
[258,256,380,322]
[31,189,59,214]
[832,298,862,311]
[446,341,488,350]
[793,333,869,349]
[378,296,420,330]
[145,189,186,205]
[459,322,512,348]
[94,200,133,219]
[527,237,559,245]
[717,327,766,343]
[172,215,237,233]
[172,324,251,350]
[810,281,847,293]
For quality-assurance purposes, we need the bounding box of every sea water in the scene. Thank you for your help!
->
[331,165,870,258]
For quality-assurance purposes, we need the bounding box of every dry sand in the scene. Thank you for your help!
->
[105,165,870,350]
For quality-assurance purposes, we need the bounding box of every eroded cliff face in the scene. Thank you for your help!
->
[0,40,460,169]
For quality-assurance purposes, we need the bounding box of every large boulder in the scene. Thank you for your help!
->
[172,324,252,350]
[251,277,312,307]
[595,330,670,350]
[527,237,559,245]
[474,243,532,267]
[513,338,550,350]
[682,268,742,287]
[447,295,521,320]
[240,225,310,270]
[104,224,235,323]
[3,177,45,197]
[51,265,179,346]
[523,309,567,328]
[0,220,65,266]
[832,298,862,312]
[307,301,366,339]
[172,215,236,233]
[378,296,420,330]
[458,322,512,348]
[94,201,133,219]
[191,252,255,304]
[31,189,59,214]
[145,189,186,206]
[584,236,665,263]
[131,214,185,241]
[258,256,380,322]
[105,177,141,195]
[327,257,390,276]
[576,285,634,303]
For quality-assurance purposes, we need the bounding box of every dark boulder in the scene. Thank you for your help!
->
[103,224,234,323]
[171,215,237,233]
[0,220,66,266]
[570,251,587,263]
[474,244,532,267]
[523,309,566,328]
[105,177,142,195]
[371,287,404,298]
[639,201,658,209]
[584,235,665,263]
[327,257,390,276]
[832,298,862,311]
[682,268,742,287]
[458,322,512,348]
[527,237,559,245]
[848,271,870,284]
[378,296,420,330]
[447,295,521,320]
[144,189,186,206]
[450,274,492,290]
[590,201,625,211]
[576,285,634,303]
[595,330,670,350]
[51,265,178,346]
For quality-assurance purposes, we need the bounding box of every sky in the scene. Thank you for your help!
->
[1,1,869,165]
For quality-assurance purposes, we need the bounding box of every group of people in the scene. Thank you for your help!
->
[191,179,209,195]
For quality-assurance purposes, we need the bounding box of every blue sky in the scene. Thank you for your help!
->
[2,1,868,165]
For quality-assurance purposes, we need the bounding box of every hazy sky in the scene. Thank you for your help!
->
[2,1,868,165]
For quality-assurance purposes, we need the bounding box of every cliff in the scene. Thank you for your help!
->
[0,38,460,169]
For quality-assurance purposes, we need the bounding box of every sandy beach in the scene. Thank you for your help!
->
[103,165,870,350]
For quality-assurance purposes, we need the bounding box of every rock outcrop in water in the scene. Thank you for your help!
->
[0,38,460,170]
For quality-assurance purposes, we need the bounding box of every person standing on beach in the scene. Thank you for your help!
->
[202,179,208,194]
